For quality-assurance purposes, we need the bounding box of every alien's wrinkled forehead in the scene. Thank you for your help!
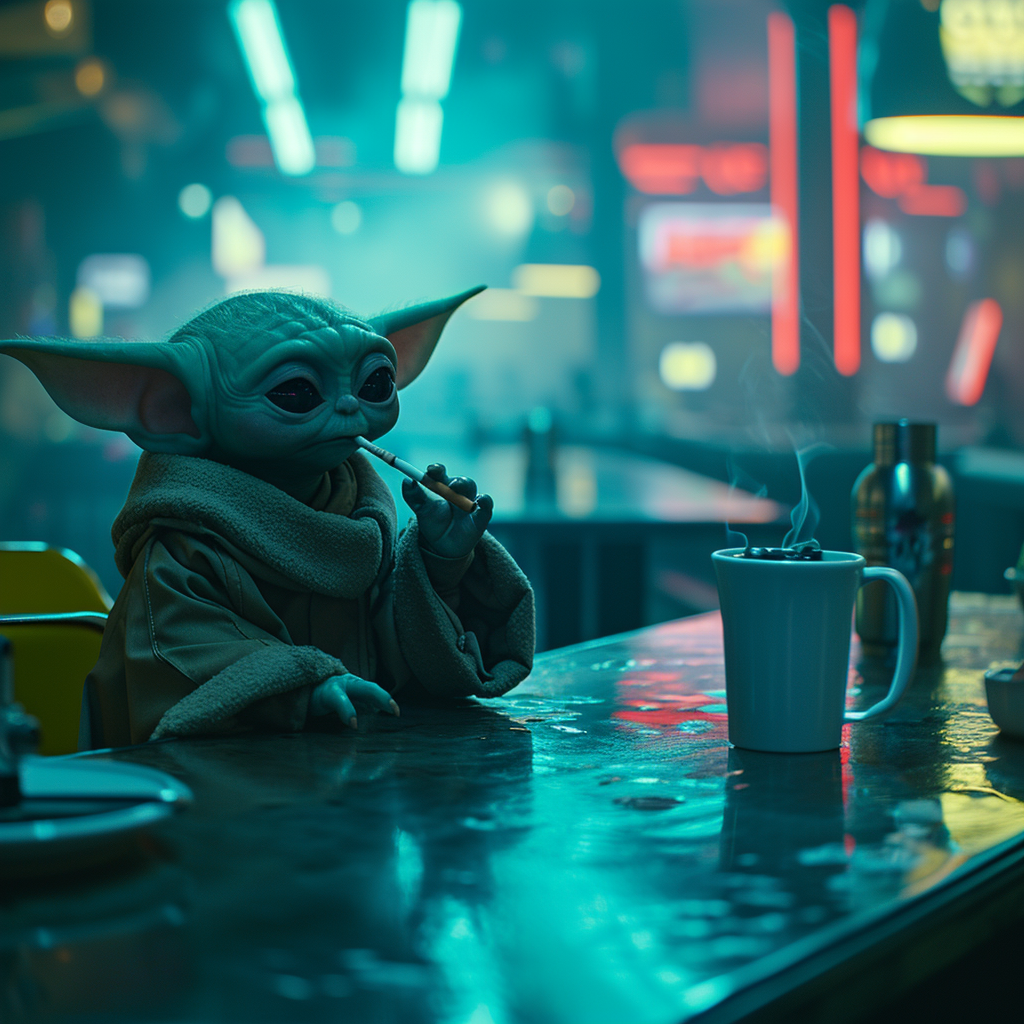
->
[222,312,390,385]
[169,291,393,388]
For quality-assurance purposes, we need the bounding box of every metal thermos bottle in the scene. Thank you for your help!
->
[852,421,954,664]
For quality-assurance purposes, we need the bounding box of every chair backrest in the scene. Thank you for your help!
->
[0,544,113,754]
[0,543,112,614]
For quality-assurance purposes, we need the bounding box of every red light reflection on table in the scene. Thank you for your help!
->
[611,618,728,744]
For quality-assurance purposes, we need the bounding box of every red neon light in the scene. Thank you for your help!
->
[701,144,769,195]
[665,234,749,268]
[768,11,799,376]
[619,144,701,195]
[618,143,768,196]
[946,298,1003,406]
[898,184,967,217]
[860,147,926,198]
[830,5,860,377]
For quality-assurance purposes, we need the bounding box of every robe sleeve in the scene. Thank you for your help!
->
[119,530,349,742]
[381,520,535,699]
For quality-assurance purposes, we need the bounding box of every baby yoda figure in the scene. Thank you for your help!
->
[0,287,535,746]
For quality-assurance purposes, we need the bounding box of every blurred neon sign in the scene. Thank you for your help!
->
[860,146,967,216]
[638,203,786,314]
[940,0,1024,106]
[618,143,768,195]
[946,298,1003,405]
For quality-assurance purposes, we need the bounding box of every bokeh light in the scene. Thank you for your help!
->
[513,264,600,298]
[75,59,106,97]
[69,287,103,339]
[178,183,213,219]
[212,196,265,277]
[43,0,73,34]
[863,219,902,280]
[547,185,575,216]
[331,200,362,235]
[871,312,918,362]
[482,180,533,238]
[659,342,717,390]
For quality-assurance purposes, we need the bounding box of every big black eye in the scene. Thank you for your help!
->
[266,378,325,413]
[358,365,395,403]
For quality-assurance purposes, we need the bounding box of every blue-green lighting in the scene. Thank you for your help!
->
[228,0,314,177]
[394,0,462,176]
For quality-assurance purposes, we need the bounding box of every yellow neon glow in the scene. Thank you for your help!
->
[512,264,600,298]
[212,196,265,278]
[940,0,1024,105]
[69,287,102,339]
[75,59,106,97]
[44,0,73,34]
[865,114,1024,154]
[871,312,918,362]
[465,288,538,321]
[659,342,717,391]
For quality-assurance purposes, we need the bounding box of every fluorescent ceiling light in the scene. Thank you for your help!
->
[228,0,314,177]
[401,0,462,100]
[264,96,315,176]
[865,114,1024,155]
[229,0,295,103]
[394,97,443,175]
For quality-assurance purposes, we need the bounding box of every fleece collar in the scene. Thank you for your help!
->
[112,451,396,599]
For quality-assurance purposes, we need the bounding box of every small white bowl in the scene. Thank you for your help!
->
[984,668,1024,739]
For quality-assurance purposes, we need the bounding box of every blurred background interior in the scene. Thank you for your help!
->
[3,0,1024,649]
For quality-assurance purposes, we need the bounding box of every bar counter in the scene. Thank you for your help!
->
[5,593,1024,1023]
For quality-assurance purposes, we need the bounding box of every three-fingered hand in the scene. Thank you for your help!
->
[310,673,399,729]
[402,464,493,560]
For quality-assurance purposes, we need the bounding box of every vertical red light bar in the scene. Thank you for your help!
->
[829,5,860,376]
[768,11,799,376]
[946,299,1003,406]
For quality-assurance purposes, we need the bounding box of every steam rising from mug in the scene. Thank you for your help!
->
[725,444,827,550]
[782,444,827,548]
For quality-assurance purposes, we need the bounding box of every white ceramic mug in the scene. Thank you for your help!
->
[712,549,919,752]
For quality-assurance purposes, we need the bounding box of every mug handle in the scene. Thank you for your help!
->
[844,566,919,722]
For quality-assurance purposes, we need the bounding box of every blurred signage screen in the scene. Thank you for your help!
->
[638,203,785,315]
[76,254,151,309]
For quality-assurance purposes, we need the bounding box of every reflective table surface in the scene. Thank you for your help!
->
[5,593,1024,1023]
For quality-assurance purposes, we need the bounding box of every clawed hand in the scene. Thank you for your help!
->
[310,673,399,729]
[402,463,493,560]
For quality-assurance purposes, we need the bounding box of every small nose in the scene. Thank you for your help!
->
[335,394,359,415]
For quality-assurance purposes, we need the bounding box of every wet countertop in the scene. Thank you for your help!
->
[5,593,1024,1023]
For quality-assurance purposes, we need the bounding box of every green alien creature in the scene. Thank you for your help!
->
[1,287,535,746]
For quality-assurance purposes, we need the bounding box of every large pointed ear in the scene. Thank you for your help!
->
[367,286,485,389]
[0,337,208,455]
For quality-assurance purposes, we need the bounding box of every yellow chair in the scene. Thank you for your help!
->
[0,543,112,754]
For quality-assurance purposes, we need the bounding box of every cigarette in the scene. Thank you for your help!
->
[354,437,478,513]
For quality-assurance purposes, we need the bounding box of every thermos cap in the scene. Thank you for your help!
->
[873,420,936,465]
